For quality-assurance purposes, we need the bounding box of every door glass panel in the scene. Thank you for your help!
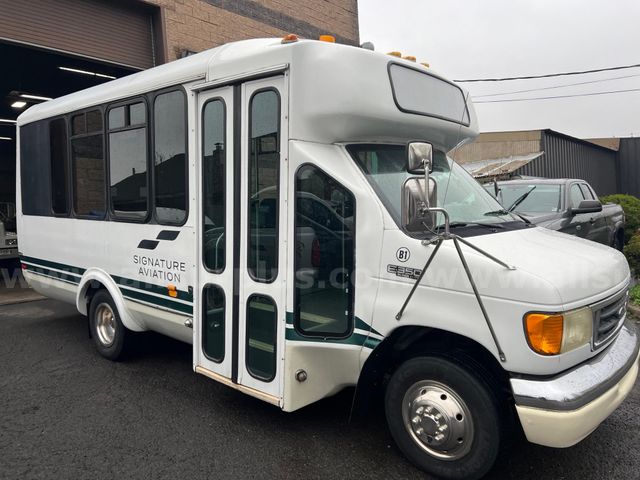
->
[248,89,280,282]
[246,295,276,381]
[202,284,225,362]
[570,184,585,208]
[202,99,226,272]
[295,165,355,336]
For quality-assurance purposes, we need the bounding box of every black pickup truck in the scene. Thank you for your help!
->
[485,178,625,249]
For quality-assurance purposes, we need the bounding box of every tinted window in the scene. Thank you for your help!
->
[203,284,225,362]
[295,165,355,336]
[246,295,276,381]
[50,119,69,215]
[389,64,470,124]
[580,183,595,200]
[570,184,585,208]
[108,102,148,219]
[108,106,125,129]
[72,110,105,218]
[20,120,52,216]
[154,90,187,224]
[202,99,226,272]
[248,89,280,282]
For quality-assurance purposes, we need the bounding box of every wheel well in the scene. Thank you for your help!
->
[352,326,512,418]
[82,280,107,314]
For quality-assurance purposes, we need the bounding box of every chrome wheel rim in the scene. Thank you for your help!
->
[402,380,474,460]
[95,303,116,347]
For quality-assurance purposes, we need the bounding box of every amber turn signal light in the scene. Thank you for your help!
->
[167,284,178,298]
[524,313,563,355]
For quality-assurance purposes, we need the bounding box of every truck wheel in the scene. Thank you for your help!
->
[385,356,502,480]
[89,290,129,361]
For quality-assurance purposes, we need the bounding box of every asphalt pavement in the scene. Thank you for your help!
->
[0,298,639,480]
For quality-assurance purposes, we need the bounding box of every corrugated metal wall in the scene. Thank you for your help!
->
[618,138,640,197]
[0,0,156,69]
[516,130,618,196]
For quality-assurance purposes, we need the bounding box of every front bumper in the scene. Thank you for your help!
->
[510,320,639,448]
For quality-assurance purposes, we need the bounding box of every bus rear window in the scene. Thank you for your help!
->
[389,63,470,125]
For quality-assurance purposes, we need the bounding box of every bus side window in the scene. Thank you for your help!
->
[154,90,187,225]
[71,109,106,219]
[108,101,148,220]
[50,118,69,215]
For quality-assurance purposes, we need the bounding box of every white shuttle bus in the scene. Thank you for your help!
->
[17,37,639,479]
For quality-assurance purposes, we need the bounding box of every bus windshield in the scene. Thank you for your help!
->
[347,144,521,232]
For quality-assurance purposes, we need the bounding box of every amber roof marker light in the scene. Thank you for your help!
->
[319,35,336,43]
[281,34,299,44]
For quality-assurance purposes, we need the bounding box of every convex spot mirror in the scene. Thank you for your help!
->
[402,177,438,232]
[407,142,434,174]
[571,199,603,215]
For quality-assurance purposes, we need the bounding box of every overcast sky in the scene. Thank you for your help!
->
[358,0,640,139]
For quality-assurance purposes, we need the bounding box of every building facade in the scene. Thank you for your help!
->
[452,129,621,196]
[0,0,359,210]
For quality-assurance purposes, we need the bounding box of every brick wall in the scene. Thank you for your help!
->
[146,0,359,62]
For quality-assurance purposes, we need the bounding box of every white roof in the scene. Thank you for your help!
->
[18,38,478,151]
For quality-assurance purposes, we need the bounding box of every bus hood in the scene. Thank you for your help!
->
[467,226,630,307]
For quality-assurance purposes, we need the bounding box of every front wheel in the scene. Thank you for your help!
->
[385,356,503,480]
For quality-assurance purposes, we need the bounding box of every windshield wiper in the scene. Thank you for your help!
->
[483,209,510,216]
[484,209,530,224]
[444,221,506,230]
[507,186,536,212]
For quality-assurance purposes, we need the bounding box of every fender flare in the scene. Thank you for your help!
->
[76,268,146,332]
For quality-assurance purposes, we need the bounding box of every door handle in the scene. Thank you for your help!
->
[576,225,582,231]
[589,218,596,224]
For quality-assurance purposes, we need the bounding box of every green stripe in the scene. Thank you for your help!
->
[285,312,384,349]
[22,256,86,276]
[120,287,193,315]
[21,255,193,314]
[23,264,81,285]
[111,274,193,302]
[355,317,382,337]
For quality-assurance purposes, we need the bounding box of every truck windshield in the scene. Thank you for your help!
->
[493,184,562,214]
[348,144,519,231]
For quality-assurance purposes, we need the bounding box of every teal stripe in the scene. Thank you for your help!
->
[112,274,193,302]
[285,312,384,349]
[121,287,193,315]
[21,255,193,314]
[23,264,81,285]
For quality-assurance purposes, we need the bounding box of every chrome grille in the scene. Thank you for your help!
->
[592,289,628,349]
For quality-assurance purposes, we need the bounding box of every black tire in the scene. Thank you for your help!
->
[614,230,625,251]
[385,356,502,480]
[89,290,129,361]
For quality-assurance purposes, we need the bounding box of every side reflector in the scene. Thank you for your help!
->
[167,284,178,298]
[319,35,336,43]
[525,313,563,355]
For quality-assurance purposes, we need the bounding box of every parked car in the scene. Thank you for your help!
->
[486,178,625,249]
[0,220,18,260]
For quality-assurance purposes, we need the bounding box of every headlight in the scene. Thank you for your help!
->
[524,307,593,355]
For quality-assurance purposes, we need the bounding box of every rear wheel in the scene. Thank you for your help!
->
[385,356,502,480]
[89,290,129,361]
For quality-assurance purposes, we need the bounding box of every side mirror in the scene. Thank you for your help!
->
[571,199,603,215]
[407,142,433,174]
[402,177,438,232]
